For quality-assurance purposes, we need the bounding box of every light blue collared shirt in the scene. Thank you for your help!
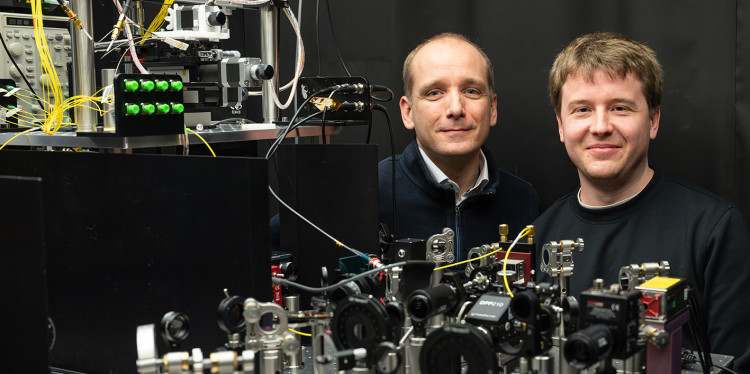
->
[418,147,489,206]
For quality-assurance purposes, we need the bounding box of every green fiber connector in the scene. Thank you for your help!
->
[156,103,170,114]
[140,79,155,92]
[5,85,14,91]
[169,80,184,91]
[154,80,169,91]
[170,102,184,114]
[7,105,15,109]
[125,103,140,115]
[123,80,139,92]
[141,103,156,115]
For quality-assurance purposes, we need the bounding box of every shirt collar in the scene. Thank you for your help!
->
[418,146,489,205]
[577,187,641,210]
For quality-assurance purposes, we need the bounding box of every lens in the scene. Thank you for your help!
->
[510,290,538,321]
[563,324,613,369]
[406,284,456,323]
[160,311,190,344]
[259,312,280,333]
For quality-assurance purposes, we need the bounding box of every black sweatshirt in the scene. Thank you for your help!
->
[535,169,750,372]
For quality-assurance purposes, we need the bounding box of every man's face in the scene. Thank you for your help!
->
[400,38,497,164]
[557,69,660,186]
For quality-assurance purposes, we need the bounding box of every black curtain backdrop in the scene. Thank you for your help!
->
[273,0,749,220]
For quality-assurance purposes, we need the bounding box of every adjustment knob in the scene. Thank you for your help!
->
[207,11,226,26]
[8,42,23,57]
[9,66,21,78]
[250,64,274,81]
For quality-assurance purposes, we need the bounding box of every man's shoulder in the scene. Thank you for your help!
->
[658,176,735,213]
[535,192,576,222]
[483,149,537,194]
[378,140,417,170]
[493,167,536,191]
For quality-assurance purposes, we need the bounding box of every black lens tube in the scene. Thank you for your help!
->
[406,284,457,324]
[564,324,614,369]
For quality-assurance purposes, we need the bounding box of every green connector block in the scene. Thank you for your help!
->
[171,103,184,114]
[140,79,155,92]
[154,80,169,91]
[141,103,156,115]
[169,80,183,91]
[125,103,140,115]
[156,103,170,114]
[123,80,139,92]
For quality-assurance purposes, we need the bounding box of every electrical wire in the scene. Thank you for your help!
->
[212,117,250,126]
[372,104,397,237]
[315,0,321,76]
[324,0,350,76]
[266,110,323,160]
[55,0,93,41]
[713,364,737,374]
[140,0,174,44]
[500,226,533,298]
[432,226,533,299]
[686,286,713,374]
[268,7,304,110]
[124,19,148,74]
[32,0,65,134]
[0,126,41,150]
[269,185,366,259]
[272,261,407,294]
[0,37,44,109]
[187,128,216,157]
[319,89,336,145]
[288,328,311,337]
[266,85,347,160]
[370,85,394,102]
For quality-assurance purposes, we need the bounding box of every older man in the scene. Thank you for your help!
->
[379,33,539,262]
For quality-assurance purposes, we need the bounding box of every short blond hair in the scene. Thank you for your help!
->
[549,32,663,115]
[403,33,494,99]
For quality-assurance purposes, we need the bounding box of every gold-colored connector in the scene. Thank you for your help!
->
[309,97,339,111]
[111,15,126,41]
[499,224,509,242]
[525,225,535,244]
[58,2,93,40]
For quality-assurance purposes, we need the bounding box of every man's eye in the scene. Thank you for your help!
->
[574,107,590,113]
[424,90,442,99]
[464,88,481,96]
[613,106,628,112]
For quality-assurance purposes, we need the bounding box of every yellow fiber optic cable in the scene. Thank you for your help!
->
[187,128,216,157]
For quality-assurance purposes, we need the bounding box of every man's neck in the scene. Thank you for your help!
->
[424,149,482,196]
[579,166,654,207]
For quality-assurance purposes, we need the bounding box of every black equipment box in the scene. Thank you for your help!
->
[0,150,271,373]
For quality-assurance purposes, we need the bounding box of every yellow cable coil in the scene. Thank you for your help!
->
[140,0,174,44]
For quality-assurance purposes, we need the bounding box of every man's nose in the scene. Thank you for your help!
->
[590,111,613,134]
[445,91,466,119]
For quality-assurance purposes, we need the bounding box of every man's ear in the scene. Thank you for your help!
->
[649,107,660,140]
[489,93,498,127]
[400,96,415,130]
[557,114,565,143]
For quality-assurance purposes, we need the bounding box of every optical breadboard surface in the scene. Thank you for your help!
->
[114,73,185,136]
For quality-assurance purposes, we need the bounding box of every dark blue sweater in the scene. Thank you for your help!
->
[378,140,540,262]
